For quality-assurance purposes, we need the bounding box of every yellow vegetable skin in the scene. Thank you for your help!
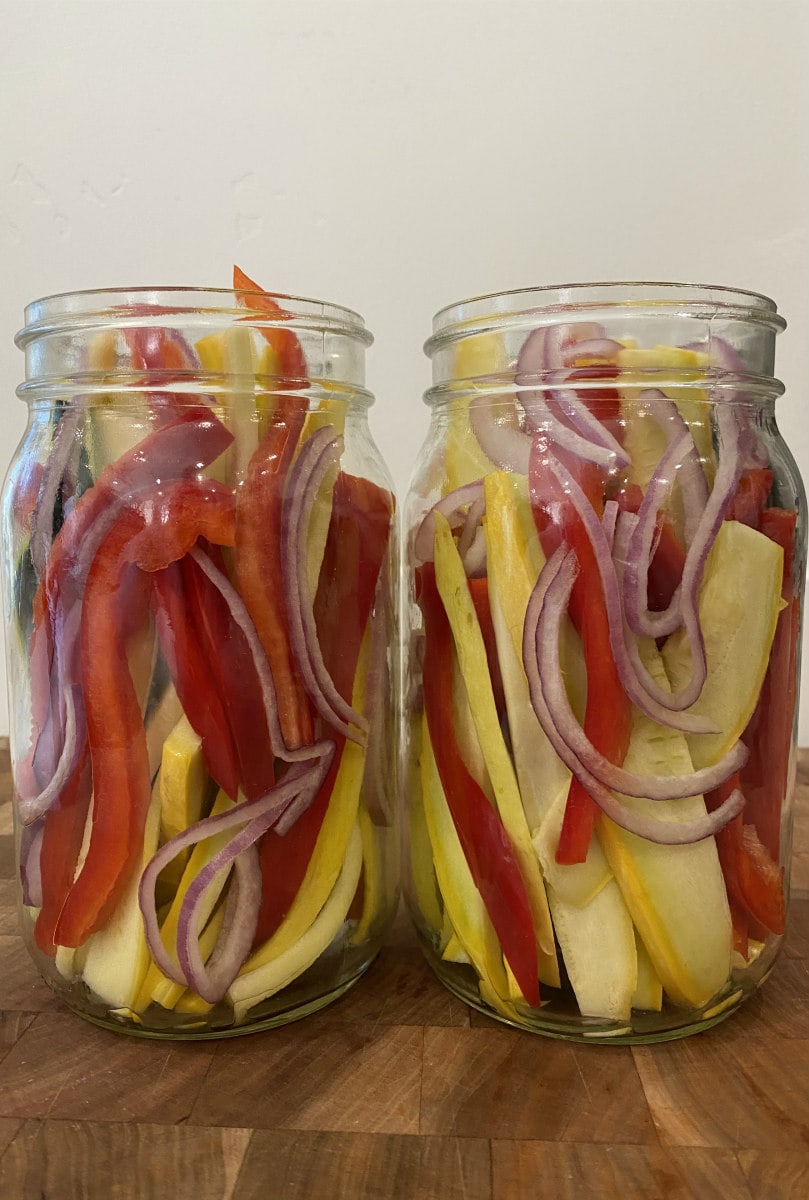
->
[598,639,732,1008]
[662,520,784,770]
[432,510,559,986]
[419,714,517,1020]
[81,783,163,1010]
[444,332,509,491]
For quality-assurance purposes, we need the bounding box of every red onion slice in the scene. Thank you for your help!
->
[413,480,485,564]
[468,393,533,474]
[541,449,717,734]
[457,494,486,561]
[185,544,333,769]
[176,844,262,1005]
[19,819,44,907]
[462,525,488,578]
[281,427,368,745]
[682,337,769,468]
[16,686,85,826]
[523,549,744,840]
[516,323,629,471]
[360,558,394,825]
[524,545,747,802]
[622,427,696,641]
[139,751,334,990]
[30,401,85,579]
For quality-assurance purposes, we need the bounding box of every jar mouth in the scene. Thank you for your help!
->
[17,285,373,349]
[426,280,785,355]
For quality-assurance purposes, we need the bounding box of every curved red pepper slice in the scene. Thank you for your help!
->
[233,265,308,383]
[152,564,241,801]
[419,562,540,1006]
[127,477,236,571]
[236,417,314,751]
[233,267,312,750]
[54,510,153,947]
[467,575,506,720]
[706,773,786,939]
[33,753,91,955]
[180,546,276,804]
[251,472,393,945]
[726,469,774,530]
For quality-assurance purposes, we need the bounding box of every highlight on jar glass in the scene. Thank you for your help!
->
[2,269,399,1037]
[403,282,805,1042]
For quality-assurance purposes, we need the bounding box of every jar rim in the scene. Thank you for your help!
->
[16,285,373,349]
[426,280,785,355]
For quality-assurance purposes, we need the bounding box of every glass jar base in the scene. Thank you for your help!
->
[422,943,755,1044]
[44,952,379,1041]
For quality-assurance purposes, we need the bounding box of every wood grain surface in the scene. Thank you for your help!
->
[0,740,807,1199]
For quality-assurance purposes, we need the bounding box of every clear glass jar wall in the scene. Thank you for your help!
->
[2,282,399,1037]
[403,282,805,1042]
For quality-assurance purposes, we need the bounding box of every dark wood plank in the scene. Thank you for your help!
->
[0,836,14,881]
[633,1029,809,1150]
[232,1130,492,1200]
[491,1141,754,1200]
[0,935,61,1013]
[189,1020,422,1134]
[327,944,470,1028]
[0,879,17,935]
[0,1119,252,1200]
[0,1013,216,1123]
[786,897,809,958]
[736,1149,809,1199]
[420,1026,658,1143]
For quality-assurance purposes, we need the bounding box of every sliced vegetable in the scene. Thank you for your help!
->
[419,561,540,1006]
[432,511,558,984]
[54,510,153,947]
[662,520,784,770]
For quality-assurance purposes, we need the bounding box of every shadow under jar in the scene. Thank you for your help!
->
[403,282,805,1042]
[2,282,399,1037]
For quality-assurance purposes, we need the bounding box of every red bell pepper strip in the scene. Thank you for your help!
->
[236,419,315,751]
[419,562,540,1006]
[251,737,344,948]
[127,477,236,572]
[739,506,800,860]
[54,510,153,946]
[152,563,241,801]
[467,575,506,719]
[706,773,786,938]
[251,472,392,944]
[36,407,232,620]
[180,545,276,803]
[123,318,202,426]
[233,265,308,383]
[726,469,774,530]
[33,753,91,954]
[233,267,313,750]
[529,437,632,864]
[312,473,394,706]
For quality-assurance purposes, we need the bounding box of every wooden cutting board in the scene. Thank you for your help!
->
[0,740,807,1199]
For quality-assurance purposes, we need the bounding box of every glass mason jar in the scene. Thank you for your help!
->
[403,282,805,1042]
[2,282,399,1038]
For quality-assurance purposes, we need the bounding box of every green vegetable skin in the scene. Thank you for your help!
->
[413,359,791,1025]
[26,272,394,1027]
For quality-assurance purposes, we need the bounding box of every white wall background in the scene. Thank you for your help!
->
[1,0,808,738]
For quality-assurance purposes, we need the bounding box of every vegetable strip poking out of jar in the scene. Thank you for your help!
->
[6,274,397,1036]
[406,283,802,1040]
